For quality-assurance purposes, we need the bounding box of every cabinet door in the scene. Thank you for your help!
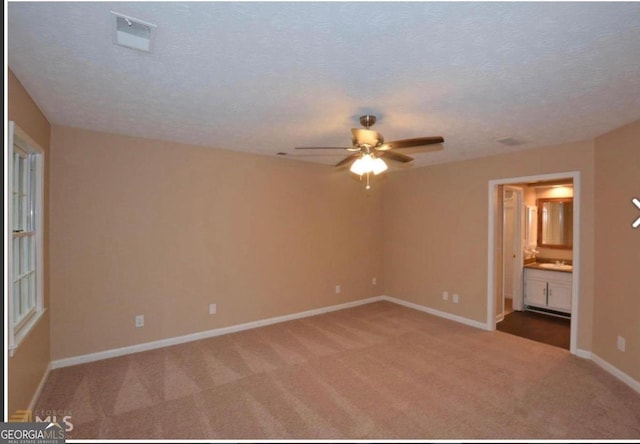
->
[524,277,547,308]
[547,280,572,313]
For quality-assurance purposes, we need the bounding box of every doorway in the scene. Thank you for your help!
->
[487,172,580,354]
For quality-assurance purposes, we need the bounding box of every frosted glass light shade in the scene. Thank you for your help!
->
[372,157,388,175]
[361,154,375,172]
[350,157,366,175]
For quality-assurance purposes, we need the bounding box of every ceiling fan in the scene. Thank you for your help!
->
[295,115,444,188]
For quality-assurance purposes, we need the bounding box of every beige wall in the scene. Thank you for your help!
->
[49,126,384,360]
[593,119,640,382]
[382,140,595,351]
[7,69,52,415]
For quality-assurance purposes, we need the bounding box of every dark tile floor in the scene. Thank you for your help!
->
[497,301,570,350]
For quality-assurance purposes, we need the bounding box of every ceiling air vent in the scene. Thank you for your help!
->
[111,11,157,52]
[496,137,525,146]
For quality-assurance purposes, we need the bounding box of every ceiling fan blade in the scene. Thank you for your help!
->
[386,136,444,149]
[283,153,348,157]
[335,153,360,167]
[380,151,414,163]
[295,146,349,150]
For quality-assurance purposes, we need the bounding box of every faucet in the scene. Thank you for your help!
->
[524,247,539,259]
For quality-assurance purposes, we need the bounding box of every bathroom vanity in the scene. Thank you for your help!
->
[522,193,574,318]
[523,265,572,316]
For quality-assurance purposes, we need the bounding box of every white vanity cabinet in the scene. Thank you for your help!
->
[524,268,572,314]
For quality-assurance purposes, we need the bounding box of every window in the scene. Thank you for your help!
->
[7,122,45,356]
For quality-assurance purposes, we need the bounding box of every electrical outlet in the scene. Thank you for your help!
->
[617,336,626,352]
[453,293,459,304]
[135,314,144,328]
[442,291,449,301]
[209,303,217,315]
[372,277,377,285]
[335,285,341,294]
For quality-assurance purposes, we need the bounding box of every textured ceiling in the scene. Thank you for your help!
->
[7,2,640,167]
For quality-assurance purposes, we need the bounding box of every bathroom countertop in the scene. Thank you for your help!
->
[524,262,573,273]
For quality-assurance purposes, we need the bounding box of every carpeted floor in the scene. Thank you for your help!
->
[35,301,640,440]
[497,308,570,350]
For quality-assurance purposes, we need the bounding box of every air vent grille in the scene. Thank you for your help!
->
[497,137,525,146]
[111,11,157,52]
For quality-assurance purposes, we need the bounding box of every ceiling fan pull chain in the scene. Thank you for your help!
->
[366,172,371,190]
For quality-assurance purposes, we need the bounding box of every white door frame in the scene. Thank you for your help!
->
[500,185,524,322]
[487,171,580,355]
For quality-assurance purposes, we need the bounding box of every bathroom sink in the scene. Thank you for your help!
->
[538,263,572,271]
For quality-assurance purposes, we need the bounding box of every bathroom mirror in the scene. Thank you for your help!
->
[537,198,573,248]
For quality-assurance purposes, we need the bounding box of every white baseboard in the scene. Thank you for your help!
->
[51,294,491,369]
[28,362,51,412]
[381,295,489,330]
[575,348,592,359]
[560,349,639,394]
[590,353,640,394]
[51,296,385,369]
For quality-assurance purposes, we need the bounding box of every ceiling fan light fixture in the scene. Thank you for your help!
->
[350,154,388,176]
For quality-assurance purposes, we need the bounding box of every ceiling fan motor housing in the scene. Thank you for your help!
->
[351,128,383,149]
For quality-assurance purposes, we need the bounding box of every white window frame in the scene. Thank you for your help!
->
[6,121,45,357]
